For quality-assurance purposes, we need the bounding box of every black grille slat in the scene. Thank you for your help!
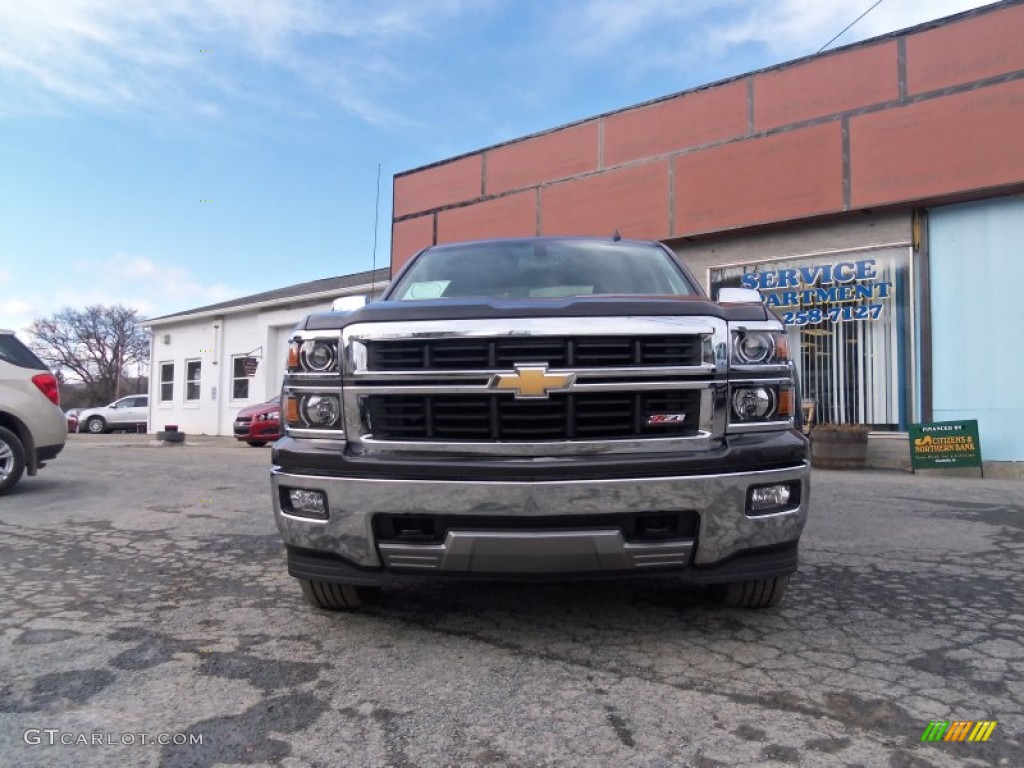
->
[640,338,702,364]
[498,399,564,440]
[574,338,634,366]
[495,339,568,368]
[367,335,702,371]
[426,341,490,368]
[366,391,700,441]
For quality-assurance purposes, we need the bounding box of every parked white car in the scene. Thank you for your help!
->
[0,329,66,494]
[78,395,149,434]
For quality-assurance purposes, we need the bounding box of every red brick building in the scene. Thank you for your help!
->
[390,1,1024,469]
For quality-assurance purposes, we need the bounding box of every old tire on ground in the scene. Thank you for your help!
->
[299,579,370,610]
[717,575,789,608]
[247,441,267,447]
[85,416,107,434]
[0,426,27,495]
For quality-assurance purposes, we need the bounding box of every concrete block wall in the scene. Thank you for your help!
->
[391,0,1024,270]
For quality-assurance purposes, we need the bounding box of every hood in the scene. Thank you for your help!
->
[236,399,280,418]
[301,295,773,331]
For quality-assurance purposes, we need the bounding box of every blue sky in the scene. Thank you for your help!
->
[0,0,993,335]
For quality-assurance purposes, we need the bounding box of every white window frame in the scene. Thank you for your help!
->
[159,362,174,404]
[230,355,250,401]
[185,359,202,403]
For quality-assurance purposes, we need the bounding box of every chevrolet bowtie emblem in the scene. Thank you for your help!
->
[489,364,576,399]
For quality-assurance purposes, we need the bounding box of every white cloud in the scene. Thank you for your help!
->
[0,252,238,333]
[710,0,995,56]
[0,0,484,125]
[0,298,43,335]
[563,0,730,58]
[105,253,237,312]
[560,0,996,76]
[195,101,223,119]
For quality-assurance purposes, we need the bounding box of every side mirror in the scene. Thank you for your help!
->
[718,287,763,304]
[332,294,368,312]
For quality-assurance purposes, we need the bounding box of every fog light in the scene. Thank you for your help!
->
[749,484,792,514]
[286,488,328,519]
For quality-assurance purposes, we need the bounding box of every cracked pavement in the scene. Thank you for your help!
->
[0,434,1021,767]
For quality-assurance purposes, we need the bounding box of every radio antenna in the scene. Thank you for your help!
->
[371,162,381,297]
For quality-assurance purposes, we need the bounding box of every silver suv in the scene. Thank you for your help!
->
[0,330,66,495]
[77,395,149,434]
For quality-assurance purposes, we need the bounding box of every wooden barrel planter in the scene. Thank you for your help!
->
[810,425,870,469]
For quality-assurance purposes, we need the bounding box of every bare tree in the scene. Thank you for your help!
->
[28,305,150,405]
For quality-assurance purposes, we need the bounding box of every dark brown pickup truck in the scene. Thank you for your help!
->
[270,237,810,610]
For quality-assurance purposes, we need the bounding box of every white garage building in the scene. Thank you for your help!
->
[143,268,388,436]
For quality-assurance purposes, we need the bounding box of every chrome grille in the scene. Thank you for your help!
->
[365,391,700,441]
[366,335,703,371]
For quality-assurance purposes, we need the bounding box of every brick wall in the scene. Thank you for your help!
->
[391,1,1024,270]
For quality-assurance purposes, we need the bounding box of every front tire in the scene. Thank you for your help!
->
[247,441,267,447]
[85,416,107,434]
[717,575,790,608]
[298,579,371,611]
[0,427,26,495]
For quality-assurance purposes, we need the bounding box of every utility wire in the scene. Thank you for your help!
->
[371,162,381,297]
[817,0,886,53]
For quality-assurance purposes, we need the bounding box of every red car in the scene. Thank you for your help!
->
[233,396,281,447]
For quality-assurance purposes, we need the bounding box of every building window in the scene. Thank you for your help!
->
[231,356,250,400]
[709,246,916,430]
[159,362,174,402]
[185,359,201,401]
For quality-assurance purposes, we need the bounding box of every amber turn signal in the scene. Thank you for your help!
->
[284,395,300,424]
[777,387,793,418]
[775,334,790,361]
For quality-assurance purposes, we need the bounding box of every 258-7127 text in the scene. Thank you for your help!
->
[781,304,883,325]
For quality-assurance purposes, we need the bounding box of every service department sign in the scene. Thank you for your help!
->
[909,420,983,472]
[739,258,893,327]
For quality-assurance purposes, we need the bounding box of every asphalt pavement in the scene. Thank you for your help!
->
[0,434,1021,767]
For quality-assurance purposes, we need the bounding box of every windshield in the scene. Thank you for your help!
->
[388,240,697,301]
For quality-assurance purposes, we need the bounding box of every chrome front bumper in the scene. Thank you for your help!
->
[271,463,810,576]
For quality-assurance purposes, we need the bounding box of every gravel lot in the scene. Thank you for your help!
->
[0,434,1021,767]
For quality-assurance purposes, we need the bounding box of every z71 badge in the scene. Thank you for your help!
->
[647,413,687,426]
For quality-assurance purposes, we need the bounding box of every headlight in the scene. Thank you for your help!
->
[301,340,337,372]
[731,330,788,365]
[285,393,343,431]
[288,336,340,373]
[256,411,279,422]
[736,332,773,363]
[302,395,340,427]
[732,387,775,420]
